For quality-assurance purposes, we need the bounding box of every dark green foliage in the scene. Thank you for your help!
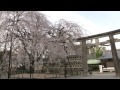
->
[15,65,28,74]
[0,51,10,63]
[28,66,34,74]
[0,51,4,64]
[90,46,105,59]
[95,48,103,58]
[88,64,99,71]
[16,65,27,71]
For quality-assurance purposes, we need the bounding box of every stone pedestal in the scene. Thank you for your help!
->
[99,65,103,73]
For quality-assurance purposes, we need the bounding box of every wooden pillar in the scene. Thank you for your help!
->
[95,38,99,45]
[81,39,88,75]
[109,34,120,77]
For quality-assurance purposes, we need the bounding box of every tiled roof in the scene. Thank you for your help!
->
[100,50,120,60]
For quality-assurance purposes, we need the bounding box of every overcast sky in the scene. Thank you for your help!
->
[41,11,120,35]
[41,11,120,49]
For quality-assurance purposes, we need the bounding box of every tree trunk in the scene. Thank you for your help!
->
[29,57,34,79]
[8,34,13,79]
[64,61,67,78]
[109,34,120,77]
[63,44,73,76]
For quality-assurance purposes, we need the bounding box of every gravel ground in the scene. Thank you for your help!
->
[50,72,120,79]
[9,72,120,79]
[10,73,64,79]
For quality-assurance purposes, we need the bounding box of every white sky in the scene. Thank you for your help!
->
[41,11,120,50]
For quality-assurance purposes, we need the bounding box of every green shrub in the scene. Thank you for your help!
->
[88,64,99,71]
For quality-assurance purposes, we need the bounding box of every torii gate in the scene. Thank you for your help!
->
[76,29,120,77]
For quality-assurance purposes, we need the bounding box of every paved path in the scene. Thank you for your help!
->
[50,72,120,79]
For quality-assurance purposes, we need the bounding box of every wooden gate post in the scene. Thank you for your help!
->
[109,34,120,77]
[81,39,88,75]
